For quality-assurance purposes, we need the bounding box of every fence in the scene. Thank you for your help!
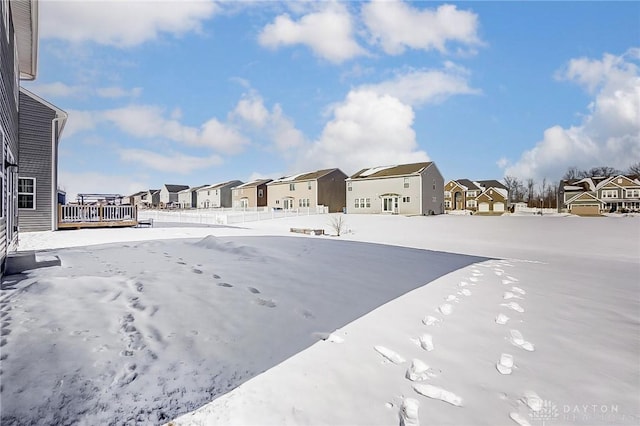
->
[58,204,138,228]
[138,206,329,225]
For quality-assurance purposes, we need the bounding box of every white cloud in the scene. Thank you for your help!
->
[63,109,100,138]
[504,49,640,180]
[40,0,219,47]
[230,92,305,152]
[26,82,82,98]
[96,86,143,99]
[118,148,223,174]
[59,170,150,201]
[101,105,249,154]
[258,3,366,63]
[362,1,481,55]
[360,66,479,106]
[302,89,429,175]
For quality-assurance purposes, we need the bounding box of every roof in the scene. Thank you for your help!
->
[271,169,340,184]
[235,179,272,189]
[20,87,68,135]
[164,184,189,193]
[148,189,160,195]
[178,185,208,194]
[455,179,480,190]
[11,0,38,79]
[130,191,147,197]
[349,162,432,180]
[198,180,243,191]
[476,180,507,190]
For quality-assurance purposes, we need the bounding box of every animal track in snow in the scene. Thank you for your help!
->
[459,281,469,287]
[217,282,233,288]
[509,330,535,352]
[507,276,519,282]
[458,289,472,297]
[438,304,453,315]
[503,292,523,300]
[511,286,526,295]
[399,398,420,426]
[127,297,146,312]
[501,302,524,313]
[422,316,440,326]
[502,279,513,285]
[255,298,276,308]
[509,412,531,426]
[445,295,458,302]
[521,391,543,412]
[468,277,479,283]
[374,346,406,364]
[191,268,203,274]
[412,384,463,407]
[405,359,430,382]
[247,287,260,294]
[495,313,510,325]
[212,274,221,279]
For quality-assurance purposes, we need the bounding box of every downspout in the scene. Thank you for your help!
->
[51,113,67,231]
[419,171,424,216]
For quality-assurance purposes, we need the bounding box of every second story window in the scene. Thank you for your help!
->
[404,178,409,188]
[258,189,264,198]
[347,182,352,191]
[289,183,295,191]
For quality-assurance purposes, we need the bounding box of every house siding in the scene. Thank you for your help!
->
[267,181,317,210]
[317,169,347,213]
[1,3,20,267]
[18,91,56,231]
[346,175,422,214]
[421,164,444,215]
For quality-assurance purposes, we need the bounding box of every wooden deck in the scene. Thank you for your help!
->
[58,205,138,229]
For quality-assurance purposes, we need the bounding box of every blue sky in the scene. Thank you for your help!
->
[26,1,640,198]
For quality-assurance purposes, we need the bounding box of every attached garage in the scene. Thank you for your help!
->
[478,202,490,212]
[571,204,600,216]
[493,202,505,212]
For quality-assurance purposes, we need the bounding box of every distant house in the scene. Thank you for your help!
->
[145,189,160,208]
[267,169,347,213]
[232,179,272,209]
[159,184,189,208]
[346,162,444,215]
[196,180,243,208]
[558,175,640,215]
[177,185,206,209]
[128,191,147,208]
[17,88,68,232]
[444,179,508,214]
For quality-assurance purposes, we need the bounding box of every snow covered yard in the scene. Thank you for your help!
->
[1,215,639,425]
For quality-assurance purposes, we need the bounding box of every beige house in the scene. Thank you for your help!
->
[346,162,444,215]
[177,185,207,209]
[444,179,508,214]
[267,169,347,213]
[559,174,640,215]
[232,179,272,209]
[196,180,243,208]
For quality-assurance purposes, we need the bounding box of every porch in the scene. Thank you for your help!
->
[58,205,138,229]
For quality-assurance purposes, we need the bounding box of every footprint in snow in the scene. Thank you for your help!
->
[191,268,203,274]
[418,334,434,351]
[413,384,463,407]
[458,288,472,297]
[374,346,406,364]
[438,304,453,315]
[422,316,440,326]
[495,313,510,325]
[507,276,519,282]
[255,298,276,308]
[212,274,221,279]
[502,279,514,285]
[509,330,535,352]
[445,295,458,302]
[469,277,479,283]
[496,353,514,375]
[217,283,233,288]
[247,287,260,294]
[511,286,526,295]
[399,398,420,426]
[405,359,430,382]
[521,391,543,412]
[459,281,469,287]
[501,302,524,313]
[503,292,523,300]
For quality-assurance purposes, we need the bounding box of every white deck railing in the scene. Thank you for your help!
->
[59,205,137,223]
[138,206,328,225]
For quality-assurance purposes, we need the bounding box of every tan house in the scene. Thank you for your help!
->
[346,162,444,215]
[196,180,243,208]
[232,179,272,209]
[445,179,508,214]
[559,174,640,215]
[267,169,347,213]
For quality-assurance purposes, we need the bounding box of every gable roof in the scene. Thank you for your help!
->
[565,192,603,204]
[476,180,507,190]
[455,179,480,191]
[20,88,68,134]
[178,185,207,194]
[271,169,341,184]
[164,184,189,193]
[235,179,272,189]
[130,191,147,197]
[199,180,243,191]
[349,162,432,180]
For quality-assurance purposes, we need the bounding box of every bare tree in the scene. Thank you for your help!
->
[329,214,346,236]
[562,166,582,181]
[540,178,547,208]
[503,175,519,204]
[526,178,535,206]
[627,162,640,176]
[585,166,620,178]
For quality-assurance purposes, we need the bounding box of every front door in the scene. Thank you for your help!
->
[382,196,398,213]
[454,192,463,210]
[283,198,293,210]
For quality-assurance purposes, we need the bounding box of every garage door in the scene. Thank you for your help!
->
[493,202,505,212]
[478,202,489,212]
[571,204,600,216]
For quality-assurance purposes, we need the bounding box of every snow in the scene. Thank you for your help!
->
[2,214,639,425]
[358,165,396,177]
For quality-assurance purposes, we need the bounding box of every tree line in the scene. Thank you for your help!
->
[502,162,640,208]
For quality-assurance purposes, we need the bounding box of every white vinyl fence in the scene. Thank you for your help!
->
[138,206,329,225]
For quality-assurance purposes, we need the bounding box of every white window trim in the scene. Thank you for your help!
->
[18,176,37,210]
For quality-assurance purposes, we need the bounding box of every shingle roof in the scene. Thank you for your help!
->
[476,180,507,190]
[349,162,432,179]
[199,180,243,191]
[455,179,480,190]
[164,184,189,193]
[271,169,340,183]
[235,179,272,188]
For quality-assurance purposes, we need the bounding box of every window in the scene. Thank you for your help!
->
[403,196,411,203]
[365,198,370,208]
[258,189,264,198]
[625,189,639,198]
[215,189,218,195]
[347,182,352,192]
[444,191,451,198]
[432,179,436,190]
[308,181,312,190]
[298,199,310,208]
[467,190,477,197]
[467,200,476,208]
[445,200,451,208]
[404,178,410,188]
[602,190,618,198]
[233,189,239,196]
[276,200,280,204]
[289,183,295,191]
[18,177,36,209]
[355,199,360,208]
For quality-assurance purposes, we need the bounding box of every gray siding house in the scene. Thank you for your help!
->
[18,88,67,231]
[159,184,189,207]
[346,162,444,215]
[177,185,206,208]
[1,0,38,271]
